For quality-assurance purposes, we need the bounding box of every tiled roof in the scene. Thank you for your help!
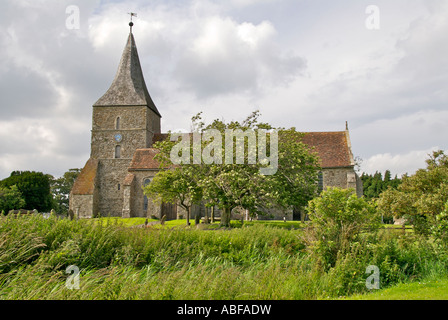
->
[301,131,354,168]
[123,173,135,186]
[128,148,162,170]
[71,158,98,195]
[131,131,354,170]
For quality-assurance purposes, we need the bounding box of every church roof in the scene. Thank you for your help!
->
[131,130,355,170]
[301,131,354,168]
[93,32,161,117]
[71,158,98,195]
[129,148,162,170]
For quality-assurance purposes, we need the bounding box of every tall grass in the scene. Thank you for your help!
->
[1,214,448,300]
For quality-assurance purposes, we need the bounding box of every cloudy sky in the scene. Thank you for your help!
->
[0,0,447,180]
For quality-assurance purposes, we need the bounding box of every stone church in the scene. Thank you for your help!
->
[69,25,363,220]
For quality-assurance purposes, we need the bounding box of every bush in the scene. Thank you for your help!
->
[303,187,380,270]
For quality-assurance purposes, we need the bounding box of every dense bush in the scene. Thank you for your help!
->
[303,187,381,270]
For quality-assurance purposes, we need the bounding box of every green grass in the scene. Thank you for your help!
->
[94,217,304,230]
[1,214,448,300]
[92,217,158,227]
[346,278,448,300]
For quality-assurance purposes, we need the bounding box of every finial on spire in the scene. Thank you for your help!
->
[128,12,137,33]
[345,121,349,131]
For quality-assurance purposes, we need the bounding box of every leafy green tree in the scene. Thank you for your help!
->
[377,150,448,234]
[51,169,81,214]
[147,110,320,227]
[144,167,202,226]
[361,170,401,199]
[0,185,26,213]
[303,187,380,270]
[0,171,53,212]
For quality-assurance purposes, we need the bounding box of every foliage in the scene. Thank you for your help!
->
[360,170,401,199]
[0,185,26,213]
[430,200,448,244]
[144,167,202,225]
[303,187,380,270]
[147,110,320,227]
[0,171,53,212]
[51,169,81,215]
[2,215,448,299]
[377,150,448,235]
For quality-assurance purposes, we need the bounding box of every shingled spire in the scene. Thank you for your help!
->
[93,23,161,117]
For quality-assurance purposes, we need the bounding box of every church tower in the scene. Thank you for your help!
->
[70,20,161,218]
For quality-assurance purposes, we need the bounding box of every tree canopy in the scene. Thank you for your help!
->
[144,110,321,227]
[360,170,401,199]
[377,150,448,234]
[51,169,81,214]
[0,171,53,212]
[0,185,26,213]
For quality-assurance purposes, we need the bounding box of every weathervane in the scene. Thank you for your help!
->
[128,12,137,32]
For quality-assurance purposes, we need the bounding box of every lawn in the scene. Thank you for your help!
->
[93,217,304,230]
[346,278,448,300]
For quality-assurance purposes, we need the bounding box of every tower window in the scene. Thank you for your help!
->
[115,145,121,159]
[118,184,121,191]
[116,117,121,130]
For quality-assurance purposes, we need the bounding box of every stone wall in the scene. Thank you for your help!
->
[70,195,95,219]
[127,170,160,218]
[322,167,363,197]
[91,106,161,159]
[96,159,132,217]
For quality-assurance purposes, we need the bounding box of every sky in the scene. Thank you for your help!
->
[0,0,447,180]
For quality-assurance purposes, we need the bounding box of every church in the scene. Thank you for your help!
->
[69,23,363,220]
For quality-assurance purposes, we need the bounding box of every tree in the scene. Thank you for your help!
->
[144,167,202,226]
[0,185,26,213]
[303,187,380,269]
[147,110,320,227]
[377,150,448,234]
[0,171,53,212]
[361,170,402,199]
[51,169,81,214]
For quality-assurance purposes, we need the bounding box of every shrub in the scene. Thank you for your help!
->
[303,187,380,270]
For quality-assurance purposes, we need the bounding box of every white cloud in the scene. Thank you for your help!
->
[174,16,305,98]
[1,0,448,181]
[362,147,440,177]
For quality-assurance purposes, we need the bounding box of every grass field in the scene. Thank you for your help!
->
[1,215,447,300]
[346,278,448,300]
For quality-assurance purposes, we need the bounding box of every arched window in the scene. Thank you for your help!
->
[143,178,152,211]
[115,145,121,159]
[116,117,121,130]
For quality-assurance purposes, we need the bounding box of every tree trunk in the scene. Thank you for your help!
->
[211,206,215,223]
[204,206,209,224]
[220,207,232,227]
[186,206,191,226]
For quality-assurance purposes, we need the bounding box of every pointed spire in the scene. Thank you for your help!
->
[93,20,161,118]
